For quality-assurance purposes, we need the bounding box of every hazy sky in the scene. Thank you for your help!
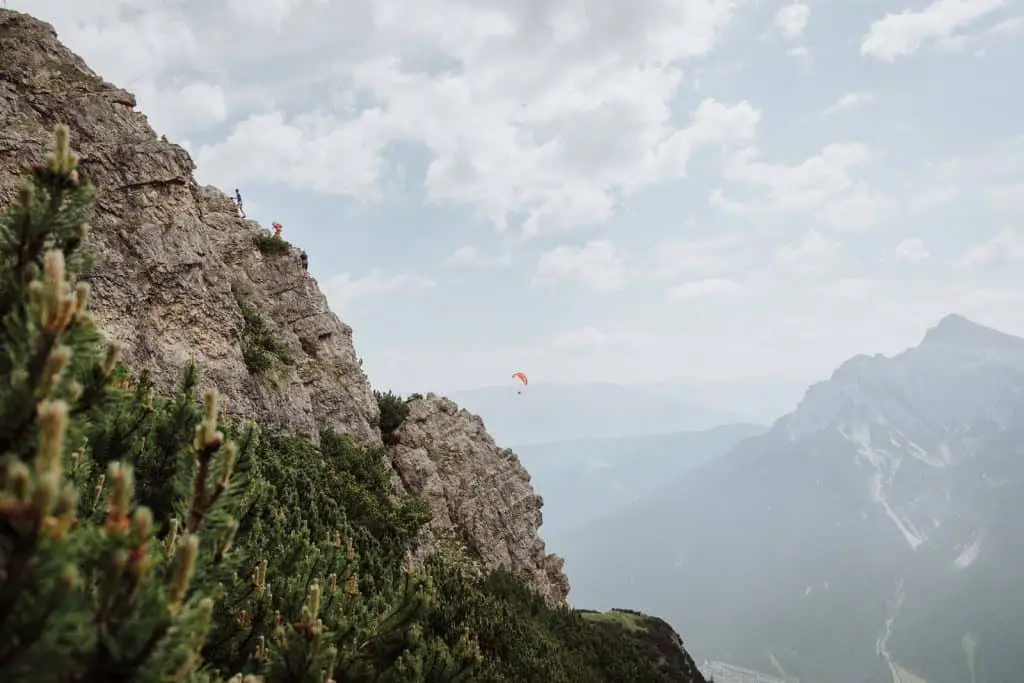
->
[11,0,1024,393]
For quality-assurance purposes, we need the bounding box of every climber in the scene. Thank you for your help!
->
[299,249,308,271]
[272,222,283,239]
[234,188,245,218]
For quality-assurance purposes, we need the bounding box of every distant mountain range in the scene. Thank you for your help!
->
[511,424,767,558]
[445,382,763,445]
[559,314,1024,683]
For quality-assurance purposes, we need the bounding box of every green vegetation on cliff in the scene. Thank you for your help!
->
[0,126,706,682]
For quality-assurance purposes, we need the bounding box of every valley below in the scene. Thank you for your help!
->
[497,314,1024,683]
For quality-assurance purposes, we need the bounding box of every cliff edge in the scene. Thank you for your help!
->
[0,8,568,604]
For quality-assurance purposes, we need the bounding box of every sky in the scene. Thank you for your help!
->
[9,0,1024,395]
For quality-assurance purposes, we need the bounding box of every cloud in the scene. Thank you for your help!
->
[710,143,894,231]
[321,270,437,309]
[194,111,392,199]
[885,238,930,264]
[666,277,744,301]
[533,239,625,292]
[932,13,1024,53]
[907,185,959,213]
[132,81,229,136]
[820,91,875,116]
[186,0,758,236]
[860,0,1007,61]
[652,233,746,279]
[443,245,511,268]
[226,0,329,29]
[984,183,1024,211]
[774,230,841,276]
[548,326,651,351]
[954,228,1024,270]
[773,3,810,39]
[827,277,875,301]
[786,45,813,63]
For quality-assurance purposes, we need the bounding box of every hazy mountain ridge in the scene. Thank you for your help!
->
[562,314,1024,683]
[512,423,767,561]
[446,381,757,445]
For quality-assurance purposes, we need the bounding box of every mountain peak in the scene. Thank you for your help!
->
[920,313,1024,352]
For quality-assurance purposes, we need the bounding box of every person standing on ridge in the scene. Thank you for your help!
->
[234,189,245,218]
[272,222,283,239]
[299,250,308,272]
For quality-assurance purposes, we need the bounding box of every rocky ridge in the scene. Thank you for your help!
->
[0,8,568,604]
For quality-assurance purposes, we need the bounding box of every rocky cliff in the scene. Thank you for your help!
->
[0,8,568,604]
[391,394,570,603]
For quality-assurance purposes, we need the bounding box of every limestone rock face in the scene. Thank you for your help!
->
[0,8,569,603]
[0,9,379,445]
[389,394,570,604]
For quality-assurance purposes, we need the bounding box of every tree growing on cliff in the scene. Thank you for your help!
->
[0,125,480,682]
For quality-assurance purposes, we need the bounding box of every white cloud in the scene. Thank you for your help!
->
[860,0,1007,61]
[226,0,329,29]
[786,45,813,63]
[548,326,651,351]
[653,233,746,279]
[820,91,875,116]
[56,8,200,83]
[321,270,437,309]
[954,228,1024,270]
[985,183,1024,211]
[774,3,810,39]
[710,143,894,231]
[931,13,1024,53]
[533,239,625,292]
[885,238,930,264]
[187,0,757,236]
[666,277,744,301]
[443,245,511,268]
[195,111,392,199]
[907,185,959,213]
[827,277,875,301]
[774,230,841,275]
[132,81,229,136]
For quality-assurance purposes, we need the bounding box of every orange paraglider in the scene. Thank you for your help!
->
[512,371,528,394]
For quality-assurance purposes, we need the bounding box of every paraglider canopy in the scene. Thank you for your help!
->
[512,371,528,394]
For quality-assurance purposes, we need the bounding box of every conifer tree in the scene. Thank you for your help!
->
[0,125,231,681]
[0,125,482,683]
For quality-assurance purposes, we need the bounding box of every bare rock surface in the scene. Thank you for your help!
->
[0,8,569,603]
[390,394,570,603]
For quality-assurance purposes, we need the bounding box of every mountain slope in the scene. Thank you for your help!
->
[0,8,711,681]
[563,314,1024,683]
[512,424,766,552]
[0,4,574,606]
[446,382,754,444]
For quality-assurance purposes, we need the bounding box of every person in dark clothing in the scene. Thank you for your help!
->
[299,250,308,271]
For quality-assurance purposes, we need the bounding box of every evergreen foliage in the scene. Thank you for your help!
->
[0,126,706,683]
[235,294,293,376]
[374,391,409,446]
[252,234,291,257]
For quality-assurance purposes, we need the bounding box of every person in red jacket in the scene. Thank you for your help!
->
[272,222,282,239]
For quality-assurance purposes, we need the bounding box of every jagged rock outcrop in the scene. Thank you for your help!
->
[0,8,570,604]
[389,394,570,603]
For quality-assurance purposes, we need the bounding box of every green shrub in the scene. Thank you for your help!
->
[0,125,705,683]
[235,295,293,375]
[422,556,706,683]
[375,390,410,445]
[253,233,291,256]
[0,126,479,683]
